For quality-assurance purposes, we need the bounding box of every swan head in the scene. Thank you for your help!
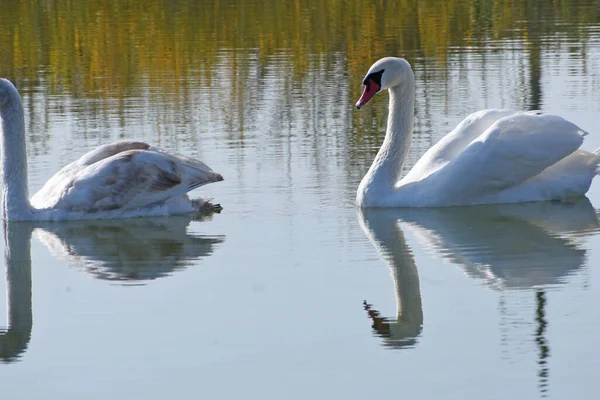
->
[356,57,413,109]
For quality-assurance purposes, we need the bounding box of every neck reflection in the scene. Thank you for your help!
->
[358,208,423,349]
[0,222,33,363]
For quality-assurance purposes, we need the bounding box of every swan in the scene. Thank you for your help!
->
[355,57,600,207]
[0,78,224,221]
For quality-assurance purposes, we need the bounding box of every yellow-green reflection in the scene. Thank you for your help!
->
[1,0,598,96]
[1,0,599,196]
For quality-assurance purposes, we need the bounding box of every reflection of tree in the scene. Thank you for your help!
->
[525,0,543,110]
[3,0,596,86]
[1,0,596,129]
[1,0,597,198]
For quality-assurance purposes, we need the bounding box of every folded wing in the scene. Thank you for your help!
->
[30,141,223,212]
[424,113,588,203]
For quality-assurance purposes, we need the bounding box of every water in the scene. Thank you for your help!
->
[2,0,600,398]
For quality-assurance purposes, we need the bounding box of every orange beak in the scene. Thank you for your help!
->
[356,79,381,109]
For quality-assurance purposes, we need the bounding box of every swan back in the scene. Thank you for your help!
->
[403,112,591,206]
[400,109,518,184]
[30,143,223,216]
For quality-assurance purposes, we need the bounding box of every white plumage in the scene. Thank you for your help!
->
[356,57,600,207]
[0,78,223,221]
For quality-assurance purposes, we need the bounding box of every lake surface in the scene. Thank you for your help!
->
[2,0,600,398]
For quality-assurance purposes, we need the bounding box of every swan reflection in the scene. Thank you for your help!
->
[0,215,224,362]
[358,207,423,349]
[34,215,224,282]
[0,222,33,363]
[397,199,598,289]
[358,199,599,349]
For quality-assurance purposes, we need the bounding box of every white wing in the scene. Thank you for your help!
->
[412,112,588,204]
[30,141,223,212]
[401,109,518,184]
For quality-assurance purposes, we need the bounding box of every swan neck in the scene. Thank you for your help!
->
[358,80,415,204]
[380,82,415,182]
[1,98,33,221]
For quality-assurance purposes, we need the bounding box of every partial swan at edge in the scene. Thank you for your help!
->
[0,78,223,221]
[355,57,600,207]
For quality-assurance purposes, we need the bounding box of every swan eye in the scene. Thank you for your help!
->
[363,69,385,87]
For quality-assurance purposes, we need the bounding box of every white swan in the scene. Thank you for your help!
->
[0,78,223,221]
[355,57,600,207]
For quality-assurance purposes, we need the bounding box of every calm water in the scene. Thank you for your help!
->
[2,0,600,398]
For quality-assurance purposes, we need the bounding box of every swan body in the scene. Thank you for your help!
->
[356,57,600,207]
[0,78,223,221]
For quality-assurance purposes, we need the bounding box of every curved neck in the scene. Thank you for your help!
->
[359,80,415,200]
[1,98,33,221]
